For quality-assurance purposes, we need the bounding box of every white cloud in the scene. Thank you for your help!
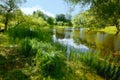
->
[20,5,55,17]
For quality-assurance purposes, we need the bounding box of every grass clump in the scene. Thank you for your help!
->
[36,50,66,80]
[78,53,120,80]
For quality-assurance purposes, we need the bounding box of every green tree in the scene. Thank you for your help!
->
[65,0,120,35]
[0,0,26,30]
[47,17,54,25]
[56,14,67,22]
[72,10,105,29]
[9,9,25,27]
[33,10,49,21]
[55,14,72,26]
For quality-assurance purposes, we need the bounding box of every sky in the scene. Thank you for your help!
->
[20,0,82,17]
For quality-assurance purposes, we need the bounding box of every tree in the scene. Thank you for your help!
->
[65,0,120,35]
[33,10,45,19]
[72,10,105,28]
[46,17,54,25]
[55,14,72,26]
[10,9,25,26]
[0,0,26,30]
[33,10,49,21]
[55,14,67,22]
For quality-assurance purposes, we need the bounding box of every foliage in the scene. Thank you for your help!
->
[55,14,72,26]
[36,48,66,79]
[78,53,120,80]
[72,10,105,28]
[56,14,67,22]
[0,0,26,30]
[33,10,55,25]
[30,17,48,27]
[0,23,4,29]
[0,55,6,75]
[36,45,66,79]
[65,0,120,34]
[56,21,64,26]
[7,25,33,39]
[19,38,32,57]
[4,70,28,80]
[7,24,52,41]
[46,17,55,25]
[10,9,25,26]
[33,10,48,20]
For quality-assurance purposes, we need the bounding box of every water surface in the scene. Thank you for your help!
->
[53,28,120,54]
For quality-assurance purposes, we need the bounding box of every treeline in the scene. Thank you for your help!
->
[0,0,72,32]
[65,0,120,35]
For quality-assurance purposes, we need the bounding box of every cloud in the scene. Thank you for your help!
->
[20,5,55,17]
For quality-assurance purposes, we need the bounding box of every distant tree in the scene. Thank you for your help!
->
[33,10,45,19]
[72,10,105,28]
[55,14,67,22]
[47,17,54,25]
[0,0,26,30]
[33,10,49,21]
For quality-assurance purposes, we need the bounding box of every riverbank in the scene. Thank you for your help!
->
[86,26,118,35]
[98,26,118,34]
[0,26,119,80]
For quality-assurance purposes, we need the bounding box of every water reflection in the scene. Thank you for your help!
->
[53,28,120,53]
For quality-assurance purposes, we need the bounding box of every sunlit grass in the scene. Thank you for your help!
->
[69,52,120,80]
[99,26,117,34]
[53,25,71,28]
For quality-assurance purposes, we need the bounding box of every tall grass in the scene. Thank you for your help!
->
[69,52,120,80]
[4,24,120,80]
[7,23,52,42]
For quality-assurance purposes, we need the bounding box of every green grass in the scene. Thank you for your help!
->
[53,25,71,28]
[99,26,117,34]
[1,25,119,80]
[83,26,118,35]
[69,52,120,80]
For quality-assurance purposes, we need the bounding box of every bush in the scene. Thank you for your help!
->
[36,49,66,79]
[19,38,32,57]
[7,24,35,40]
[7,25,52,42]
[0,55,7,75]
[57,21,64,26]
[5,70,28,80]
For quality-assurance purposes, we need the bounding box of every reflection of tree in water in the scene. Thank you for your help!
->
[73,30,120,54]
[56,32,65,39]
[55,28,65,39]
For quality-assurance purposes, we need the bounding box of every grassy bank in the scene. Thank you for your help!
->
[53,25,71,28]
[87,26,118,35]
[0,25,119,80]
[99,26,117,34]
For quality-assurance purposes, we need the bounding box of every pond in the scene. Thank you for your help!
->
[53,28,120,54]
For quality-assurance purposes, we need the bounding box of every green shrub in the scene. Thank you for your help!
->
[7,25,52,42]
[7,25,34,40]
[5,70,28,80]
[36,49,66,79]
[19,38,32,57]
[6,55,16,70]
[0,55,6,75]
[57,21,64,26]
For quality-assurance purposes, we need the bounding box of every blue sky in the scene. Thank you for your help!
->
[20,0,81,17]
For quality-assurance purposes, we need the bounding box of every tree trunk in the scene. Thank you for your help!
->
[115,22,120,35]
[4,13,9,30]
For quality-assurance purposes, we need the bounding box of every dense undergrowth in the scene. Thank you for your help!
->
[0,24,120,80]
